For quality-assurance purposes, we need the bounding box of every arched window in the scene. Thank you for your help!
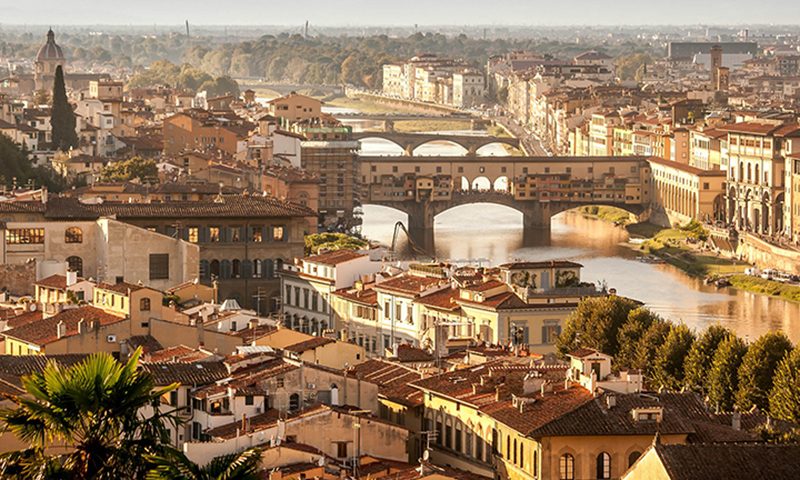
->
[628,451,641,468]
[140,298,151,311]
[559,454,575,480]
[66,256,83,277]
[65,227,83,244]
[596,452,611,479]
[220,260,231,279]
[289,393,300,412]
[232,259,241,278]
[210,260,220,278]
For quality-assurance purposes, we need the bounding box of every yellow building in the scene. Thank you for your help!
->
[648,156,727,225]
[93,281,164,337]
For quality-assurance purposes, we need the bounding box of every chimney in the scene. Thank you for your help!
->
[66,270,77,287]
[495,384,507,402]
[732,409,741,431]
[606,394,616,409]
[41,186,48,204]
[77,319,84,334]
[56,320,66,339]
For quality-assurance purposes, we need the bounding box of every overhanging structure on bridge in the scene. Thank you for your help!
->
[358,155,653,248]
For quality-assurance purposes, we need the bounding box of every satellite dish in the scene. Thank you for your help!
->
[422,449,430,461]
[29,303,37,312]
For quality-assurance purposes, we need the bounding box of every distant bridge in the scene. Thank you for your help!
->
[353,131,521,155]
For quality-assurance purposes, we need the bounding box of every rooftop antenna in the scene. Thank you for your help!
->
[185,20,190,37]
[304,20,309,39]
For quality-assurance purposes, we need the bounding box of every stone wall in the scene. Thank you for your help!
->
[0,262,36,296]
[736,233,800,274]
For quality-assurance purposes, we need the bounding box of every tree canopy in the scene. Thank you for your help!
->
[770,348,800,423]
[99,156,159,183]
[304,232,368,255]
[651,324,695,390]
[557,295,642,357]
[684,325,731,394]
[0,135,65,192]
[736,332,793,412]
[707,335,748,413]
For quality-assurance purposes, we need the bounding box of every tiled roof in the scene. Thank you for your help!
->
[393,344,434,363]
[305,250,366,266]
[34,274,69,290]
[284,337,335,353]
[3,306,126,346]
[374,274,447,297]
[568,347,604,358]
[0,195,316,220]
[0,354,89,378]
[654,443,800,480]
[126,335,163,354]
[348,359,424,407]
[333,286,378,306]
[140,360,230,386]
[414,287,460,311]
[96,281,147,295]
[4,311,44,330]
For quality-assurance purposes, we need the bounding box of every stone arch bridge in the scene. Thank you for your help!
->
[352,132,522,156]
[358,155,652,249]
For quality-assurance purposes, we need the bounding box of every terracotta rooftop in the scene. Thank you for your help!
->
[374,274,447,297]
[283,336,335,353]
[305,249,366,266]
[140,360,230,386]
[652,443,800,480]
[392,344,435,363]
[96,281,148,295]
[3,306,126,346]
[333,286,379,306]
[348,359,424,407]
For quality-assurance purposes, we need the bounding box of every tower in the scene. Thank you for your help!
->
[710,45,722,91]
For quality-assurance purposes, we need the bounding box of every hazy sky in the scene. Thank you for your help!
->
[2,0,800,26]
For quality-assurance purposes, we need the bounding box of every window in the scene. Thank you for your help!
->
[628,451,641,467]
[6,228,44,244]
[245,395,254,406]
[335,441,348,458]
[273,226,285,241]
[596,452,611,479]
[188,227,199,243]
[209,227,220,242]
[251,226,263,242]
[64,227,83,244]
[149,254,169,280]
[276,377,285,388]
[560,454,575,480]
[230,227,241,242]
[140,298,151,311]
[66,256,83,277]
[289,393,300,411]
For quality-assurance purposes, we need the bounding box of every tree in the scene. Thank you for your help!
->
[99,156,159,183]
[146,447,262,480]
[556,296,641,357]
[304,232,368,255]
[770,348,800,423]
[707,336,748,413]
[736,332,793,412]
[651,324,695,390]
[50,65,79,151]
[615,307,661,370]
[633,320,671,376]
[0,135,66,192]
[684,325,731,393]
[0,348,178,479]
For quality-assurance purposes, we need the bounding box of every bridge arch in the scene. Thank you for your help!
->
[411,139,469,156]
[471,176,492,191]
[493,176,510,192]
[355,136,406,155]
[475,141,524,156]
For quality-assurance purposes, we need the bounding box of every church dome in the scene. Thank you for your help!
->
[36,29,64,62]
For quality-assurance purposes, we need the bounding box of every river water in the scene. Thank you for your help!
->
[350,123,800,343]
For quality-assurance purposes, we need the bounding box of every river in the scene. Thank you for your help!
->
[350,123,800,343]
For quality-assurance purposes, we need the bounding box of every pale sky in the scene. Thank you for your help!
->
[1,0,799,26]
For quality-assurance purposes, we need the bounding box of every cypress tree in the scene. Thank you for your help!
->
[50,65,78,151]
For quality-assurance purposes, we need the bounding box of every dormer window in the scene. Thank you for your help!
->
[631,407,663,423]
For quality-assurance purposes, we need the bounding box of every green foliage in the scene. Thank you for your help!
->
[556,295,641,357]
[0,135,66,192]
[679,219,708,241]
[769,348,800,423]
[633,320,672,377]
[50,65,78,151]
[304,232,368,255]
[146,447,263,480]
[707,335,748,413]
[0,348,178,479]
[728,274,800,303]
[615,307,661,370]
[129,60,239,97]
[684,325,731,393]
[99,156,159,183]
[651,324,695,390]
[735,332,793,412]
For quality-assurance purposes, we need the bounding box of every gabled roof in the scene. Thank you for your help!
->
[305,249,366,266]
[3,306,126,347]
[140,360,230,386]
[652,443,800,480]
